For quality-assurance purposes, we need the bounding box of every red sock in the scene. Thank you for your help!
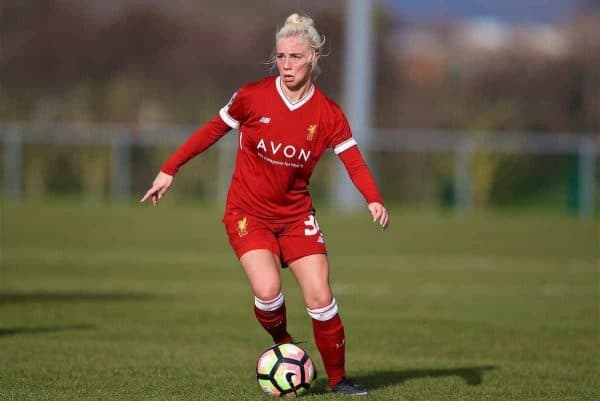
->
[254,304,293,344]
[312,314,346,388]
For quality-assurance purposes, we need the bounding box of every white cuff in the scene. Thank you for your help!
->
[334,138,357,154]
[307,298,339,321]
[254,293,284,312]
[219,107,240,129]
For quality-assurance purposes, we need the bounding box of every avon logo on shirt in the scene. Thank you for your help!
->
[256,138,312,167]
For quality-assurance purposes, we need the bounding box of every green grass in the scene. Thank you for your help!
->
[1,201,598,400]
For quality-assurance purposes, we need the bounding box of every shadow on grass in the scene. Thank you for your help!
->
[309,365,497,395]
[0,291,163,305]
[0,323,95,338]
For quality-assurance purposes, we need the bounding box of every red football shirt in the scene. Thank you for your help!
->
[161,76,383,222]
[220,76,361,221]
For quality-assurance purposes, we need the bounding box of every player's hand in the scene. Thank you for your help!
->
[368,202,389,230]
[140,171,173,207]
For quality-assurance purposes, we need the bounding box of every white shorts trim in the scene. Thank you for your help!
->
[334,138,357,154]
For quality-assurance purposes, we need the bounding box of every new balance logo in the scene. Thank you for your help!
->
[259,116,271,124]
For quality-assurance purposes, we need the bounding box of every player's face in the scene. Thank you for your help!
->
[275,36,317,91]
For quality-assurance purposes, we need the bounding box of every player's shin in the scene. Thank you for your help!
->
[254,293,293,344]
[307,298,346,388]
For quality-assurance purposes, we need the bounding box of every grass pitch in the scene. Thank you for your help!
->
[1,201,598,400]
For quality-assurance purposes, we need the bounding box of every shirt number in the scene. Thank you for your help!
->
[304,215,320,236]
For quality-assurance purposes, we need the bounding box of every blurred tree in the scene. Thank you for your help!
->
[0,0,90,92]
[1,0,597,208]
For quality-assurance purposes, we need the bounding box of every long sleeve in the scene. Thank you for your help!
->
[337,146,384,205]
[161,114,231,175]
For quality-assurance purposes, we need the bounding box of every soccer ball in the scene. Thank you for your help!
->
[256,343,316,397]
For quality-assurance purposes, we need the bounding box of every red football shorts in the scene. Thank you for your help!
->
[222,210,327,266]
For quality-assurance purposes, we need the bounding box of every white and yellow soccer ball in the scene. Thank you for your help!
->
[256,343,316,397]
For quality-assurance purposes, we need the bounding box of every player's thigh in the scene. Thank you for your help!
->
[288,254,332,310]
[240,249,283,301]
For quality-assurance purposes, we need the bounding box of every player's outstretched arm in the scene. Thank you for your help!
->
[368,201,389,230]
[337,146,390,230]
[140,171,173,207]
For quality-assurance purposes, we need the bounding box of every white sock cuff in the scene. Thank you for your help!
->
[254,293,284,312]
[307,298,339,321]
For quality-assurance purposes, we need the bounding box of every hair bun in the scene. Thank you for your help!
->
[274,13,324,80]
[285,13,314,28]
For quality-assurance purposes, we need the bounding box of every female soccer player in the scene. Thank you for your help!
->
[141,13,389,396]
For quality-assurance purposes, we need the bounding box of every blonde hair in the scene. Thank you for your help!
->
[270,13,326,79]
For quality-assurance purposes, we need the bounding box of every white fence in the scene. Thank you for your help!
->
[1,123,597,218]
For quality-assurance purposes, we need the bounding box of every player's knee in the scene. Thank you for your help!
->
[303,290,333,311]
[252,281,282,303]
[306,297,338,321]
[254,292,285,311]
